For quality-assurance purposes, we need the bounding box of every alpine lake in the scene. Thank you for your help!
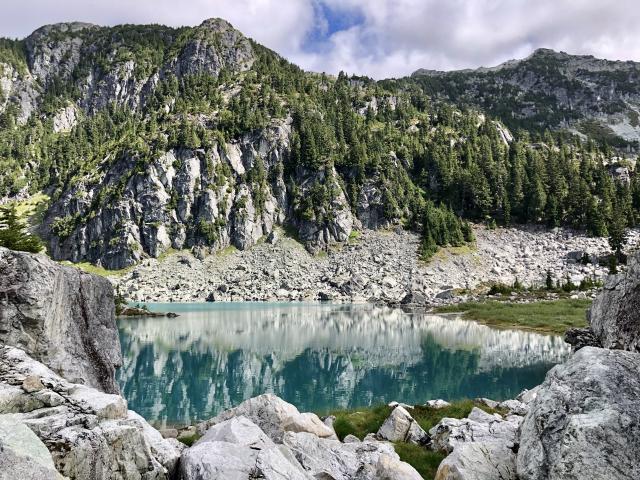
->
[117,302,570,428]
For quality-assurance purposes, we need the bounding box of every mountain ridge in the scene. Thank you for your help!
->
[0,18,638,269]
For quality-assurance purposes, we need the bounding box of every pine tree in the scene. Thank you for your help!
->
[0,205,43,253]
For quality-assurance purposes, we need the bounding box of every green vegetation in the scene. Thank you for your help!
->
[0,23,639,264]
[434,298,591,334]
[326,399,508,479]
[59,260,132,278]
[393,443,446,480]
[0,204,44,253]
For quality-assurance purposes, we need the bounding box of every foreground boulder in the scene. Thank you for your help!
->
[587,251,640,352]
[430,407,522,480]
[283,431,422,480]
[517,347,640,480]
[0,247,121,393]
[190,394,423,480]
[182,416,310,479]
[0,346,181,479]
[0,415,64,480]
[377,405,429,445]
[197,393,336,442]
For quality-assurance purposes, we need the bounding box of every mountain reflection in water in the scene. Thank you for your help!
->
[117,302,570,427]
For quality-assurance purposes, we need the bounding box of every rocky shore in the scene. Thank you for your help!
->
[118,225,639,305]
[2,246,640,479]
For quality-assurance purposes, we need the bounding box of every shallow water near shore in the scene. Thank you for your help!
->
[117,302,570,427]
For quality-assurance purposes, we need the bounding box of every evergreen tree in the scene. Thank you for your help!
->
[0,205,43,253]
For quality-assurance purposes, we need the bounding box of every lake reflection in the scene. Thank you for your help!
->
[117,303,570,427]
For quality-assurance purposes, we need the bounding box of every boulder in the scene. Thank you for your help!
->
[587,251,640,352]
[0,346,181,480]
[517,347,640,480]
[198,394,336,442]
[430,407,522,480]
[564,327,601,350]
[0,247,121,394]
[497,399,529,416]
[182,416,310,480]
[435,442,517,480]
[283,431,422,480]
[430,408,521,454]
[425,399,451,409]
[377,405,429,445]
[0,414,64,480]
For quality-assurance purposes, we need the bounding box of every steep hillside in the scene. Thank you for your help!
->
[0,20,638,269]
[410,48,640,147]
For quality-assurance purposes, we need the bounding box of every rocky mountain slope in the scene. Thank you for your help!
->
[411,48,640,147]
[118,226,639,305]
[1,20,639,270]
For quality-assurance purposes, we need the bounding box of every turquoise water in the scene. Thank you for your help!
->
[117,302,570,427]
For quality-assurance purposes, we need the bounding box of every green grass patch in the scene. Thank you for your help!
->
[59,261,132,278]
[7,192,50,226]
[434,299,591,334]
[393,442,446,479]
[325,399,507,479]
[330,404,392,441]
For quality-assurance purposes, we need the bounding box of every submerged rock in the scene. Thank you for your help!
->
[0,247,121,394]
[517,346,640,480]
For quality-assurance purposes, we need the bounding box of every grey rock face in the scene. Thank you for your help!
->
[182,416,310,480]
[0,247,121,394]
[283,431,422,480]
[0,415,63,480]
[588,252,640,352]
[430,407,522,480]
[377,405,429,445]
[0,346,181,480]
[430,407,521,455]
[517,346,640,480]
[435,442,518,480]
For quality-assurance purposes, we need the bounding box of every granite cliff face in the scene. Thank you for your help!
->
[587,251,640,352]
[0,247,121,393]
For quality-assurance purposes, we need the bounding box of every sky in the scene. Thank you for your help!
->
[2,0,639,79]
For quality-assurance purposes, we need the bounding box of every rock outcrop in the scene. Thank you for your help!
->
[0,247,121,394]
[0,346,182,480]
[430,407,523,480]
[517,347,640,480]
[377,405,429,445]
[587,251,640,352]
[197,393,336,442]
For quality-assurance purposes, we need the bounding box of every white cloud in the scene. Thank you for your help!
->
[1,0,639,78]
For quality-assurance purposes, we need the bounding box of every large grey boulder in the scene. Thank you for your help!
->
[587,251,640,352]
[435,442,518,480]
[377,405,429,445]
[182,416,310,480]
[430,407,521,454]
[517,347,640,480]
[430,408,522,480]
[198,393,336,442]
[0,346,181,480]
[0,248,121,394]
[283,431,422,480]
[0,415,64,480]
